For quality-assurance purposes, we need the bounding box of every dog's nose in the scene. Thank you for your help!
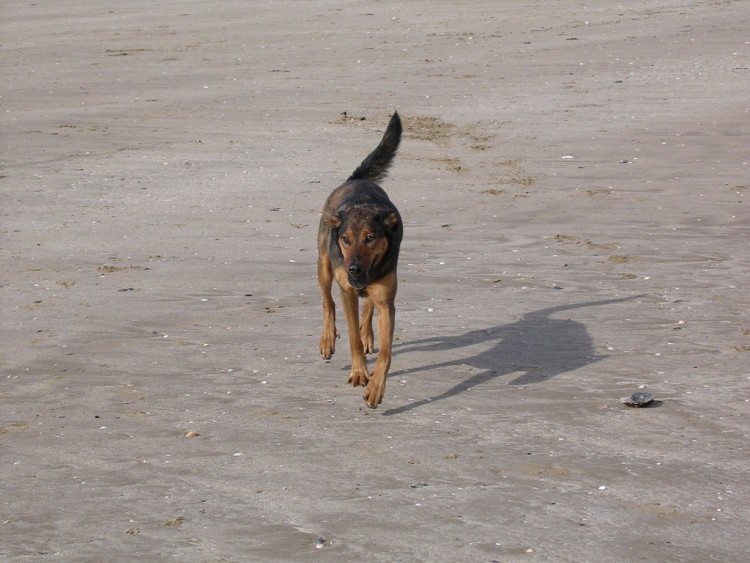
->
[348,264,361,275]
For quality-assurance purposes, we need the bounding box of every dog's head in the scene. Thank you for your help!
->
[330,207,399,291]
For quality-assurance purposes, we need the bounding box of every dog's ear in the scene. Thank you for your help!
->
[380,212,399,232]
[329,212,343,229]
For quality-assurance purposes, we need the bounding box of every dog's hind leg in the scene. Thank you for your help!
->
[340,287,370,387]
[359,296,375,354]
[318,252,338,359]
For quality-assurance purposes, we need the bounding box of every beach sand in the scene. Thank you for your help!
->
[2,1,748,560]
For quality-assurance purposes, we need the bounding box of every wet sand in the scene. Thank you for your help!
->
[1,1,749,560]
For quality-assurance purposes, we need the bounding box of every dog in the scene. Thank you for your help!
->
[317,112,403,408]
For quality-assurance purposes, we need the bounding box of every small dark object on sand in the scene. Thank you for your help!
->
[621,391,655,407]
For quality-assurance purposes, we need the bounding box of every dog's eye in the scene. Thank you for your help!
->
[341,236,351,245]
[364,234,375,243]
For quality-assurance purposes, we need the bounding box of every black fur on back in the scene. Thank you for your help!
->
[347,112,402,183]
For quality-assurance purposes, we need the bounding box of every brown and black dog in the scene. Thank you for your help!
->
[317,112,403,408]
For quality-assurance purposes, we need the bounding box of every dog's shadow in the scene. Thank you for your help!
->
[382,296,642,416]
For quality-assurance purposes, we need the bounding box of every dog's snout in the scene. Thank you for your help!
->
[348,264,361,275]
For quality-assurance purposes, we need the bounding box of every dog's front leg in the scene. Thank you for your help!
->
[318,253,338,359]
[340,287,369,387]
[362,273,396,408]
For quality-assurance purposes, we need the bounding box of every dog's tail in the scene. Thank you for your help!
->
[347,112,402,183]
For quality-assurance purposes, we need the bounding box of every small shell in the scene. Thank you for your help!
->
[620,391,655,407]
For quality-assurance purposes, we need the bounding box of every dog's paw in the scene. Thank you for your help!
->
[319,331,337,360]
[319,342,334,360]
[347,368,369,387]
[362,378,385,409]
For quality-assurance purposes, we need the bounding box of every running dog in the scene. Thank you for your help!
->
[317,112,403,408]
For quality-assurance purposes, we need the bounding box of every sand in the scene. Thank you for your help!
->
[1,1,749,560]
